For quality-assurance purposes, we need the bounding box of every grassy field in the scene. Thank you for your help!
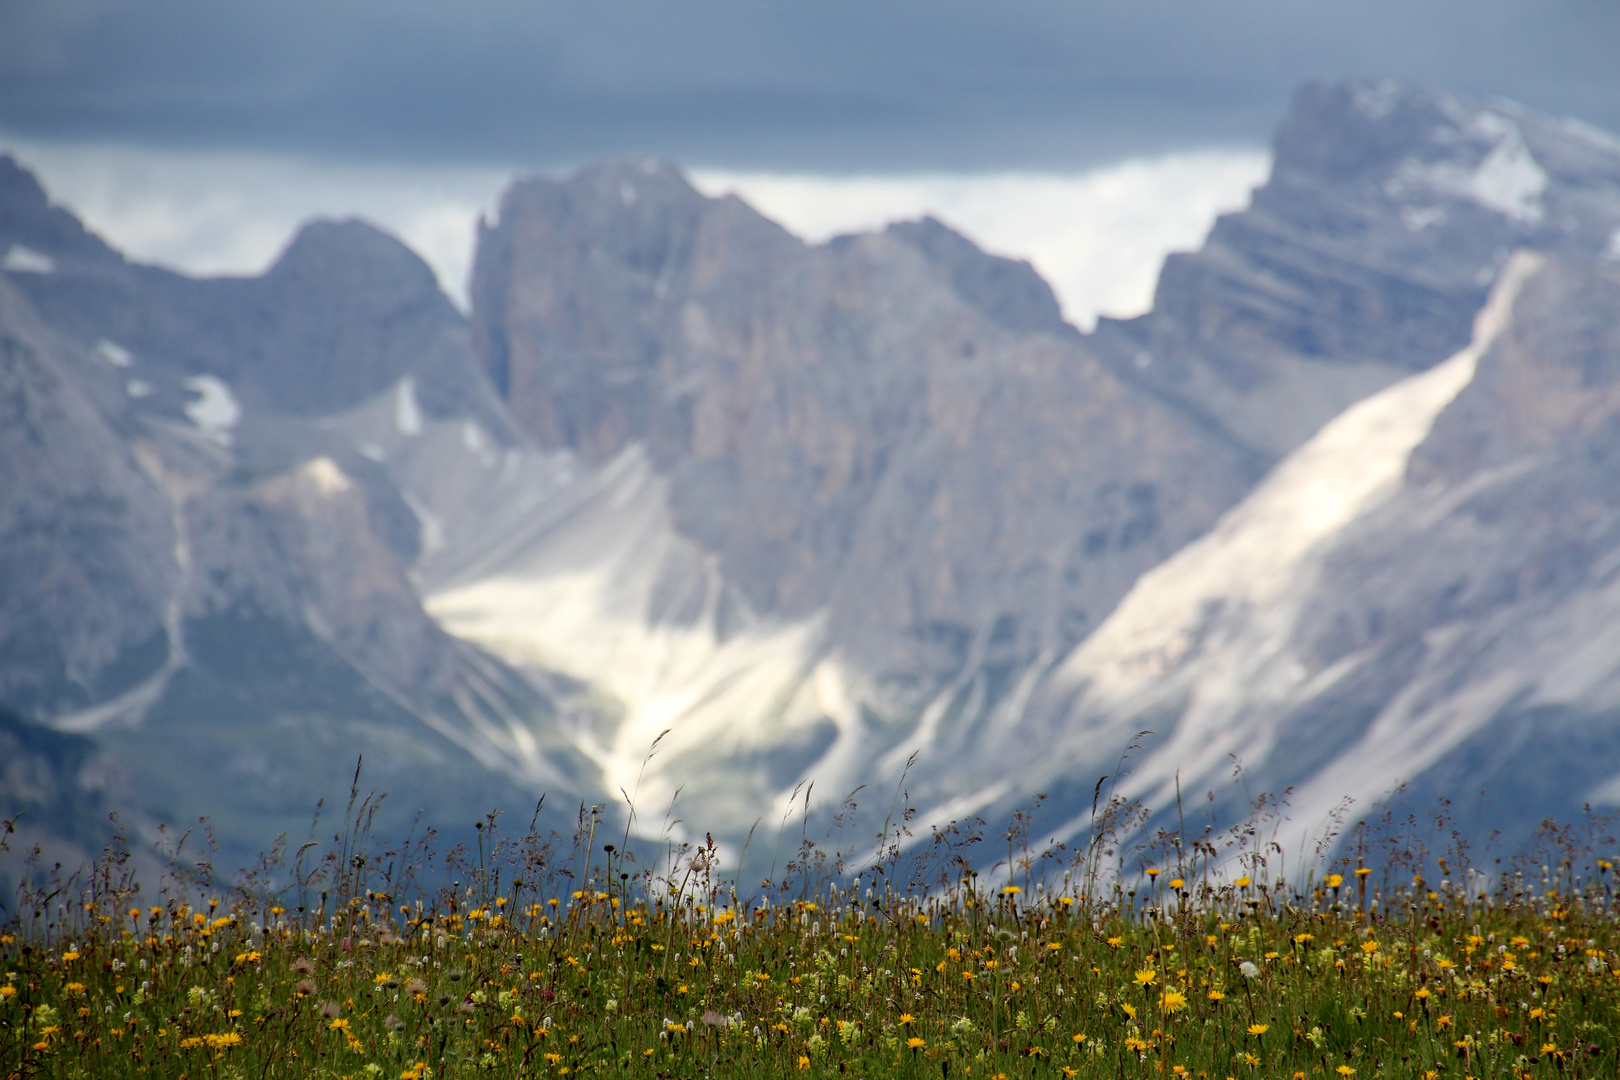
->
[3,789,1619,1078]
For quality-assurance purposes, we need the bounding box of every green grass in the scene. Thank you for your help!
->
[5,840,1620,1079]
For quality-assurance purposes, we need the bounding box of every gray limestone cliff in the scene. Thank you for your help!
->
[1096,79,1620,459]
[0,165,590,867]
[469,160,1259,704]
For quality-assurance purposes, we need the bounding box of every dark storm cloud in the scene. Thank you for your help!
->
[1,0,1617,170]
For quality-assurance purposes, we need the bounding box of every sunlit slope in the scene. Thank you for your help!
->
[990,252,1620,855]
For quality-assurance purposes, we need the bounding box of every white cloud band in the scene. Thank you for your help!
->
[1,139,1267,330]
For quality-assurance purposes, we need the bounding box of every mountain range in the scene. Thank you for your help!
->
[4,78,1620,883]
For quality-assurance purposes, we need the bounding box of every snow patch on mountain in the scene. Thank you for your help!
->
[181,375,240,441]
[325,385,857,831]
[395,376,422,436]
[95,339,133,368]
[1393,112,1548,224]
[2,244,53,273]
[422,446,844,828]
[302,457,351,496]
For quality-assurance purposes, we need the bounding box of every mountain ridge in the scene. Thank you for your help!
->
[4,76,1620,875]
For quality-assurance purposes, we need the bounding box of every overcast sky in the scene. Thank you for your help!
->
[2,1,1616,322]
[4,0,1617,171]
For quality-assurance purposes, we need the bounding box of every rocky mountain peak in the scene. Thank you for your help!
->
[885,216,1076,340]
[0,155,121,272]
[1097,78,1620,462]
[243,216,469,416]
[469,156,1258,697]
[265,218,448,306]
[470,159,803,461]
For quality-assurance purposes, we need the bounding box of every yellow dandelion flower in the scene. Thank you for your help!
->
[1247,1023,1269,1036]
[1159,990,1187,1012]
[906,1037,926,1050]
[1134,968,1158,986]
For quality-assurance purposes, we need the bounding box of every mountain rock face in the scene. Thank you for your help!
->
[455,80,1620,844]
[0,277,177,716]
[1098,79,1620,460]
[461,159,1261,820]
[0,168,592,870]
[4,77,1620,876]
[996,252,1620,854]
